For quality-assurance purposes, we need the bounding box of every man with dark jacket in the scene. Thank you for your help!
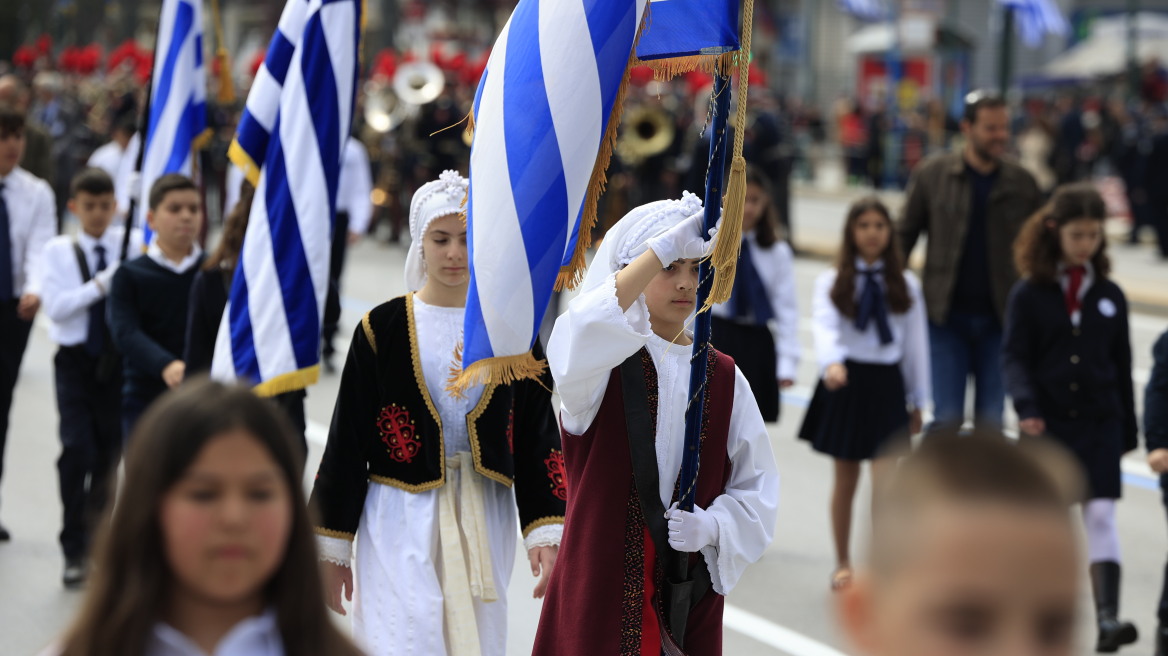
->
[898,91,1044,433]
[1147,329,1168,655]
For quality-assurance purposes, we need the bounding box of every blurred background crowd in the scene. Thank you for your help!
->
[2,0,1168,258]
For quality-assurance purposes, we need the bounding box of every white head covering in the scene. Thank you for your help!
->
[404,170,470,291]
[579,190,704,294]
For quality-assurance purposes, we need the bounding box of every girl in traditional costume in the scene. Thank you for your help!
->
[710,165,800,422]
[310,171,566,656]
[531,192,780,655]
[797,197,930,593]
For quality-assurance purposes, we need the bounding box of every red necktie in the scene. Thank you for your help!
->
[1065,265,1085,316]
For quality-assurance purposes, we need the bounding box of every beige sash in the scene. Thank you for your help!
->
[438,452,498,656]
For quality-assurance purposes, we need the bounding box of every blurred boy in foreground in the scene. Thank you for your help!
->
[838,433,1084,656]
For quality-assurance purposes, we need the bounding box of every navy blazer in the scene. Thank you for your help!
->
[1147,331,1168,452]
[1002,277,1137,450]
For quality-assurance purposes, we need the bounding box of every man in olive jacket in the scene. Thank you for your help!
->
[898,91,1044,433]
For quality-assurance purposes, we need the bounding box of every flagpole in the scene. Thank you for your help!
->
[678,72,732,516]
[119,52,157,263]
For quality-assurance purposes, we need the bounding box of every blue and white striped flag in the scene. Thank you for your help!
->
[999,0,1068,48]
[210,0,361,395]
[454,0,648,387]
[137,0,208,245]
[837,0,886,22]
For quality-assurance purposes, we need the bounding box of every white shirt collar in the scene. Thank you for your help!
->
[147,240,203,274]
[148,609,282,656]
[854,256,884,272]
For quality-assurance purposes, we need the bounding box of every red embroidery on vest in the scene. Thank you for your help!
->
[545,448,568,501]
[378,404,421,463]
[507,407,515,454]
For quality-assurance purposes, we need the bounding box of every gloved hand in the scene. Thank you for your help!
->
[126,172,142,205]
[645,211,715,267]
[666,501,719,553]
[95,262,119,295]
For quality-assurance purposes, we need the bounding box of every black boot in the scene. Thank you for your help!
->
[1090,561,1138,652]
[1156,624,1168,656]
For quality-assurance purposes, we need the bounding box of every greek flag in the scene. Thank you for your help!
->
[456,0,648,386]
[211,0,361,395]
[137,0,208,244]
[837,0,886,22]
[999,0,1068,47]
[637,0,739,60]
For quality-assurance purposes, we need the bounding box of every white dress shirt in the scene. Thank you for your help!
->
[145,609,285,656]
[86,134,140,218]
[711,236,801,380]
[1,167,57,298]
[147,240,203,274]
[548,272,780,595]
[40,227,142,346]
[337,137,374,235]
[811,259,932,408]
[1057,260,1095,328]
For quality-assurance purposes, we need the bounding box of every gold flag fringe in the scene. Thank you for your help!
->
[701,0,755,315]
[632,51,737,83]
[445,351,548,398]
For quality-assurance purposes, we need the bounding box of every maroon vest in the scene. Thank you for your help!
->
[532,347,736,656]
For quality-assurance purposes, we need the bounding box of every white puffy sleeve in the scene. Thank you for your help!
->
[811,269,846,374]
[899,273,932,410]
[547,272,654,436]
[699,367,780,595]
[316,534,353,567]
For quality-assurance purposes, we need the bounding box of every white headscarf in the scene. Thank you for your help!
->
[404,170,470,291]
[578,190,705,294]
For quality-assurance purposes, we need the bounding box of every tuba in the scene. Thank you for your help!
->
[617,105,676,166]
[364,61,446,133]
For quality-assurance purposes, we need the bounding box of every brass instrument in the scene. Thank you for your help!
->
[364,61,445,134]
[616,105,675,166]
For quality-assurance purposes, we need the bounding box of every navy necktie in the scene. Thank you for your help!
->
[728,240,775,324]
[0,181,12,303]
[85,244,108,356]
[855,268,894,345]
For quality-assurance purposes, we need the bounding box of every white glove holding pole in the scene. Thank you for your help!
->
[665,501,719,553]
[643,211,718,267]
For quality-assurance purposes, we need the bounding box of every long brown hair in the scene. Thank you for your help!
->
[57,379,362,656]
[1014,182,1111,285]
[744,164,783,248]
[830,197,912,318]
[203,180,255,272]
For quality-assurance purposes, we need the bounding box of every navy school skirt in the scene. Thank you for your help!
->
[1033,415,1123,500]
[711,316,780,422]
[798,360,910,461]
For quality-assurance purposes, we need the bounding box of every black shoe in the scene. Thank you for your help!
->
[1154,624,1168,656]
[0,522,9,541]
[62,558,87,589]
[1089,561,1139,652]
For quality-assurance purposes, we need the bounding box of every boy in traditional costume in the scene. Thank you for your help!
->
[532,192,780,655]
[310,171,565,656]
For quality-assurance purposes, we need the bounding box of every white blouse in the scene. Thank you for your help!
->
[145,610,284,656]
[710,237,801,380]
[811,260,931,409]
[547,272,780,595]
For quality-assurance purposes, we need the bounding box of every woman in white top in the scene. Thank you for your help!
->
[797,197,930,592]
[48,379,362,656]
[711,165,800,422]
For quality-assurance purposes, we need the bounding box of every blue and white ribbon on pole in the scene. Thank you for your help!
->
[999,0,1069,48]
[211,0,361,395]
[837,0,886,22]
[137,0,208,245]
[456,0,648,386]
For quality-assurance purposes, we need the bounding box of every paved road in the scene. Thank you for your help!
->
[2,202,1167,655]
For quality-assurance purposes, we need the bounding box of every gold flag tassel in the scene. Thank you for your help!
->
[209,0,236,105]
[701,0,755,314]
[445,340,548,400]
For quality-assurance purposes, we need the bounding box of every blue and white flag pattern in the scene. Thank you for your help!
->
[211,0,360,395]
[999,0,1068,48]
[461,0,647,377]
[137,0,207,244]
[837,0,886,22]
[637,0,739,60]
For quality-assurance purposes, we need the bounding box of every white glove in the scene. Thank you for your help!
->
[646,211,714,267]
[95,263,119,295]
[666,501,719,553]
